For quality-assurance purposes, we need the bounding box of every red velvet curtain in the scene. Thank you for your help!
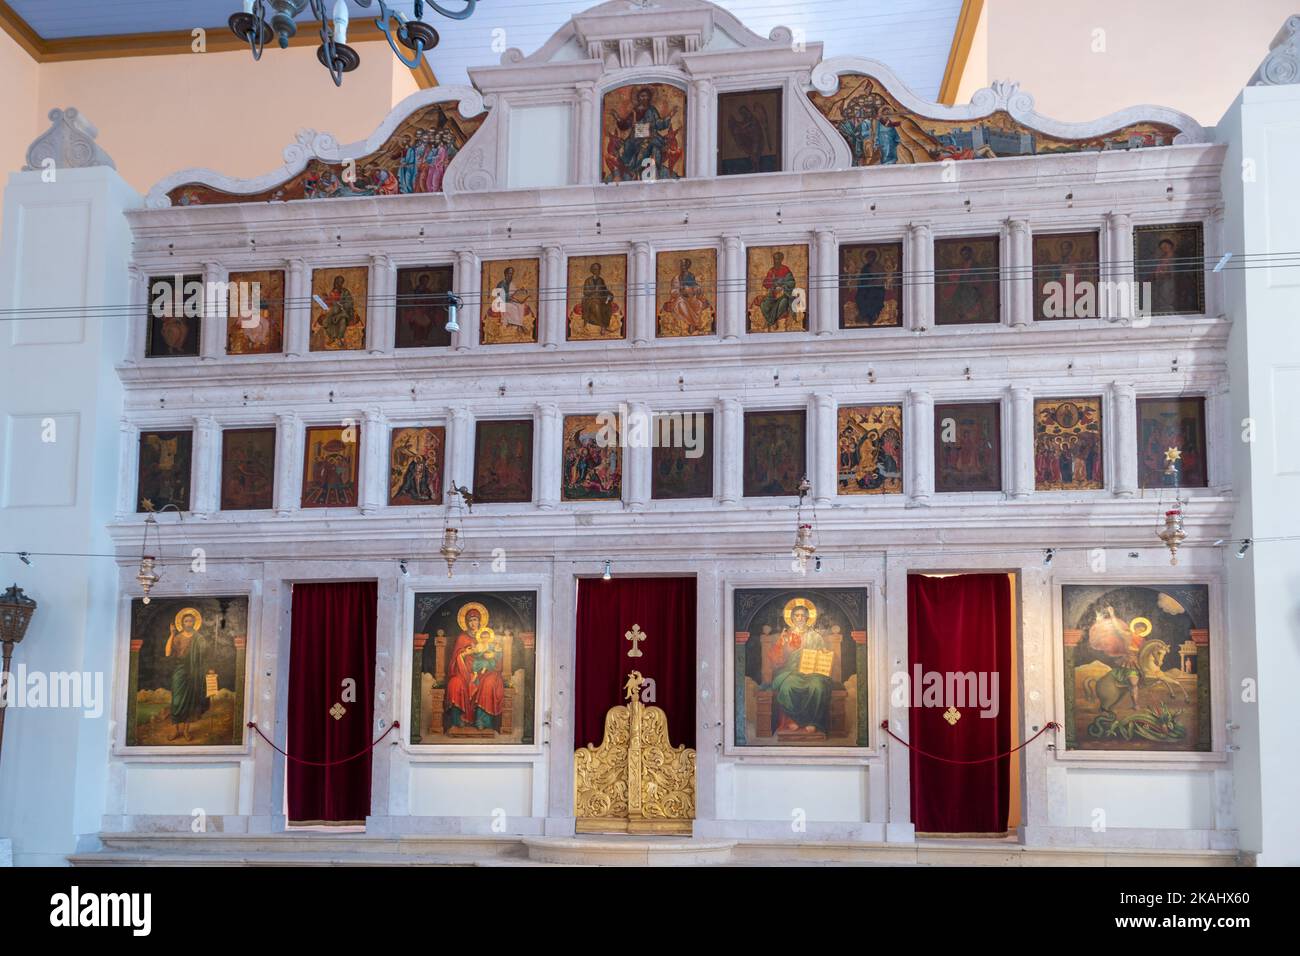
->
[574,577,696,749]
[287,581,378,825]
[907,573,1012,834]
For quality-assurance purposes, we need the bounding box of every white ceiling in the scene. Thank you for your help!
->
[10,0,964,100]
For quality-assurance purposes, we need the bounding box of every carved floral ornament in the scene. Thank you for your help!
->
[143,0,1209,209]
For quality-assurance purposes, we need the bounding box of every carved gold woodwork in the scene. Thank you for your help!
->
[574,670,695,835]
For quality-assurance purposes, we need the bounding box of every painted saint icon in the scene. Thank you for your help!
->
[837,405,903,494]
[226,269,284,354]
[388,426,445,506]
[934,402,1001,492]
[566,255,627,341]
[395,265,453,348]
[746,245,808,333]
[1062,584,1210,752]
[126,597,248,747]
[1137,397,1207,488]
[1034,398,1103,490]
[934,236,1000,325]
[655,249,717,337]
[220,427,275,510]
[652,412,713,499]
[839,242,903,328]
[146,273,202,358]
[562,413,622,500]
[301,425,360,507]
[137,429,192,512]
[733,588,869,747]
[1134,223,1204,316]
[480,258,539,345]
[473,419,533,503]
[718,89,782,175]
[310,266,368,351]
[743,409,806,496]
[1033,232,1099,320]
[411,591,537,744]
[601,83,686,182]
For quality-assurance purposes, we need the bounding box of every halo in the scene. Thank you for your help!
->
[457,602,490,634]
[174,607,203,631]
[782,597,818,629]
[1129,616,1153,639]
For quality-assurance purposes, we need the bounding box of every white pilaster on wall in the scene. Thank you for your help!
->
[1008,386,1035,498]
[906,389,934,504]
[813,229,836,336]
[721,235,743,340]
[905,222,933,331]
[447,405,473,490]
[1111,381,1137,497]
[576,84,597,184]
[718,396,742,504]
[631,242,652,346]
[367,254,395,355]
[811,392,836,505]
[191,415,220,517]
[1207,382,1232,494]
[284,258,309,357]
[453,250,480,352]
[691,78,713,179]
[541,245,563,349]
[1103,211,1135,321]
[361,407,386,514]
[625,400,650,509]
[201,261,228,360]
[125,266,147,363]
[273,412,301,516]
[1005,219,1032,328]
[117,419,139,517]
[536,403,561,509]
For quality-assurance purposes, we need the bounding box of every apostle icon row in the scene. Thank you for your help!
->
[143,223,1206,357]
[135,396,1208,513]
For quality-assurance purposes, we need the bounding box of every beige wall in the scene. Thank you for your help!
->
[960,0,1292,126]
[0,38,420,195]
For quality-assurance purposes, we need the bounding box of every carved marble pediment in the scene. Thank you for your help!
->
[1249,15,1300,86]
[24,108,116,172]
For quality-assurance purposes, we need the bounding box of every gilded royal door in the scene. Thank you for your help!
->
[573,671,696,834]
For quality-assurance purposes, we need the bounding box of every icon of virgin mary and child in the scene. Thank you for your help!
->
[443,602,508,731]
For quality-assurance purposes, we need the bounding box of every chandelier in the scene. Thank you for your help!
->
[230,1,478,86]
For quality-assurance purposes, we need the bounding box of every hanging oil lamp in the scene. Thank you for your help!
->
[792,476,818,573]
[1155,449,1187,566]
[439,484,468,577]
[137,501,181,603]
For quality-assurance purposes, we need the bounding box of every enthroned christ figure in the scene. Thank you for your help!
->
[766,602,832,735]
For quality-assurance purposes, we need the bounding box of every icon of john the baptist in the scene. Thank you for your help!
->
[165,607,211,740]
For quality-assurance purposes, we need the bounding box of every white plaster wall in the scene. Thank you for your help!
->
[124,764,241,817]
[1064,770,1216,830]
[507,104,574,189]
[727,764,868,823]
[407,764,534,818]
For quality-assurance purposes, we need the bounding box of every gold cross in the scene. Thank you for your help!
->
[943,706,961,726]
[329,703,346,720]
[625,624,646,658]
[1164,446,1183,464]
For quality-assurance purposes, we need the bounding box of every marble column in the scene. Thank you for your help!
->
[906,389,934,504]
[125,266,147,363]
[453,250,479,352]
[631,241,652,346]
[537,403,561,510]
[718,397,742,504]
[1208,382,1232,494]
[813,229,836,336]
[1111,381,1137,497]
[541,245,564,349]
[1009,385,1034,498]
[360,407,386,514]
[1004,218,1032,327]
[201,261,227,360]
[448,405,473,490]
[625,400,651,509]
[905,222,933,331]
[273,412,301,517]
[721,235,744,340]
[812,393,836,505]
[576,84,597,184]
[284,257,309,357]
[117,420,139,517]
[367,253,395,355]
[691,77,714,178]
[190,416,220,517]
[1102,211,1134,322]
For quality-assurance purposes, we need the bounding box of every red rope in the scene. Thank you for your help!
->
[247,720,400,767]
[879,719,1059,765]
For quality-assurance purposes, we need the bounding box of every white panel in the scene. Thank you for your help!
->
[408,763,533,817]
[10,200,91,346]
[1065,770,1214,830]
[1272,367,1300,476]
[507,105,572,189]
[1266,124,1300,288]
[124,764,240,816]
[732,764,868,822]
[2,413,79,508]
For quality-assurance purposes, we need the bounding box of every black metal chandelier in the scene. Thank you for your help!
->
[230,1,478,86]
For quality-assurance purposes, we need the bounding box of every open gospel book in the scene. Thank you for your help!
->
[798,648,833,677]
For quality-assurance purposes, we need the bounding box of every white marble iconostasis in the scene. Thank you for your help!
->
[88,0,1244,852]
